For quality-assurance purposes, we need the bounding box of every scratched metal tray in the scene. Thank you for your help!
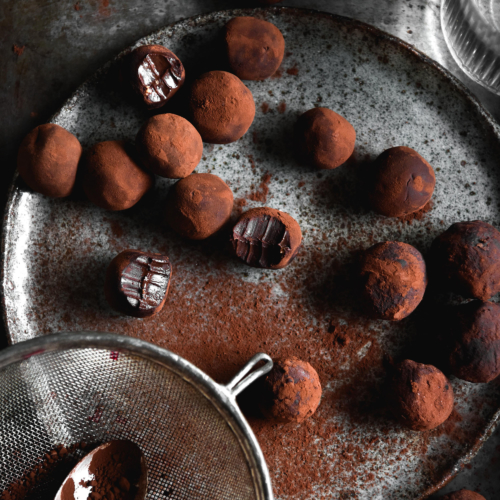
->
[2,7,500,500]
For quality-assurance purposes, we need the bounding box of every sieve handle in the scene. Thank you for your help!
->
[224,353,273,397]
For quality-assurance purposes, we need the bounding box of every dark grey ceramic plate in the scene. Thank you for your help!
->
[2,7,500,500]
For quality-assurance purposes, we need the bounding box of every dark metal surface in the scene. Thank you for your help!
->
[1,1,500,498]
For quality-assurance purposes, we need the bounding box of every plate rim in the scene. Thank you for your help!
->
[2,7,500,499]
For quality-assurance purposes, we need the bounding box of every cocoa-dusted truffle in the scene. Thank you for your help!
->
[231,207,302,269]
[165,173,233,240]
[105,250,172,318]
[391,360,454,431]
[442,490,486,500]
[294,107,356,170]
[82,141,153,211]
[128,45,185,109]
[135,114,203,179]
[359,241,427,321]
[225,17,285,81]
[448,300,500,383]
[370,146,435,217]
[17,124,82,198]
[189,71,255,144]
[260,357,322,423]
[430,220,500,301]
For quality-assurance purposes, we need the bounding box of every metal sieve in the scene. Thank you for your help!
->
[0,332,274,500]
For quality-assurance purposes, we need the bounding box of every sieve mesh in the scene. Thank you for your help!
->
[0,341,267,500]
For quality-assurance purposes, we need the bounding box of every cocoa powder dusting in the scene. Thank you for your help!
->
[248,172,272,202]
[1,443,88,500]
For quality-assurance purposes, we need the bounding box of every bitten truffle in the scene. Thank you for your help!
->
[17,124,82,198]
[430,220,500,301]
[225,17,285,81]
[370,146,435,217]
[391,360,454,431]
[82,141,153,211]
[231,207,302,269]
[442,491,486,500]
[359,241,427,320]
[105,250,172,318]
[448,300,500,383]
[294,107,356,170]
[260,357,322,423]
[128,45,185,109]
[135,114,203,179]
[189,71,255,144]
[165,173,233,240]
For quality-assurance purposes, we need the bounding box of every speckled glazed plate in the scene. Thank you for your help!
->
[2,7,500,500]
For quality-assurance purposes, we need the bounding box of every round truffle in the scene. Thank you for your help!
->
[448,300,500,383]
[430,220,500,301]
[105,250,172,318]
[225,17,285,81]
[17,124,82,198]
[128,44,185,109]
[294,107,356,170]
[391,360,454,431]
[135,114,203,179]
[189,71,256,144]
[82,141,153,211]
[370,146,436,217]
[359,241,427,321]
[442,491,486,500]
[165,173,234,240]
[231,207,302,269]
[260,357,322,423]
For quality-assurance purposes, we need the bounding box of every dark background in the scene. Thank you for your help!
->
[1,0,500,497]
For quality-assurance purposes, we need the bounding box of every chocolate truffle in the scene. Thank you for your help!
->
[165,173,234,240]
[370,146,436,217]
[17,124,82,198]
[359,241,427,321]
[294,107,356,170]
[260,357,322,423]
[105,250,172,318]
[448,300,500,383]
[128,45,185,109]
[391,360,454,431]
[225,17,285,81]
[82,141,153,211]
[442,491,486,500]
[430,220,500,301]
[189,71,255,144]
[135,114,203,179]
[231,207,302,269]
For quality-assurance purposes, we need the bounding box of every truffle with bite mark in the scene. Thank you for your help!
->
[359,241,427,320]
[189,71,255,144]
[135,114,203,179]
[391,360,454,431]
[448,300,500,383]
[165,173,233,239]
[128,45,185,109]
[82,141,153,211]
[17,124,82,198]
[231,207,302,269]
[260,357,322,423]
[430,220,500,301]
[370,146,435,217]
[105,250,172,318]
[295,107,356,170]
[225,17,285,81]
